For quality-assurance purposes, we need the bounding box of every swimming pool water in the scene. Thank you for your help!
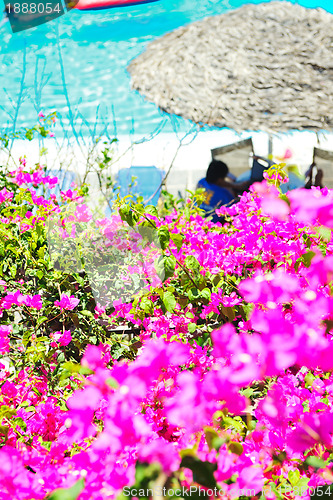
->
[0,0,332,137]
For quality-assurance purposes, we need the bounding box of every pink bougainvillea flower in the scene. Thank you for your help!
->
[23,294,43,310]
[0,325,12,354]
[261,197,290,220]
[221,291,242,307]
[74,204,92,223]
[288,412,333,453]
[94,303,106,318]
[234,465,265,494]
[288,188,333,226]
[239,269,300,304]
[1,292,42,310]
[211,323,236,359]
[53,330,72,346]
[2,166,333,497]
[0,188,13,205]
[138,439,180,473]
[54,294,80,310]
[1,291,25,309]
[43,176,58,189]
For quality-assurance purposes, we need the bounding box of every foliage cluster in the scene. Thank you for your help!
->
[1,124,333,499]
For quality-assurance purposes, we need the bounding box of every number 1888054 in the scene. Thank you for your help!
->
[5,3,62,14]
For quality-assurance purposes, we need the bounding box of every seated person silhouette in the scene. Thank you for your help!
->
[197,159,249,222]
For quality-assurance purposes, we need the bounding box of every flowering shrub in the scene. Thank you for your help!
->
[1,151,333,499]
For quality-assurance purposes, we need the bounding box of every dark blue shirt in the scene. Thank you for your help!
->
[197,178,234,222]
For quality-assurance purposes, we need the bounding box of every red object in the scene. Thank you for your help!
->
[75,0,158,10]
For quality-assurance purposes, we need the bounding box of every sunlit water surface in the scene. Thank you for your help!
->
[0,0,332,136]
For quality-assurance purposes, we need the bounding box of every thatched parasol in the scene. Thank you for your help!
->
[128,1,333,133]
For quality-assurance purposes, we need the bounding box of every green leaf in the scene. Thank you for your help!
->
[301,251,316,268]
[164,255,176,280]
[105,377,118,389]
[118,205,138,227]
[118,204,130,220]
[37,316,48,327]
[12,417,27,432]
[200,288,211,301]
[157,226,170,250]
[37,247,45,259]
[179,448,198,459]
[80,310,94,319]
[132,462,161,492]
[36,223,44,237]
[25,129,34,141]
[204,427,219,451]
[221,306,235,321]
[241,387,254,398]
[110,343,127,360]
[154,255,176,282]
[185,311,194,319]
[306,456,326,470]
[295,476,310,491]
[318,226,332,241]
[0,406,16,419]
[162,291,176,313]
[188,323,196,334]
[188,287,200,302]
[170,233,184,251]
[140,297,154,315]
[304,372,315,387]
[279,194,290,206]
[288,469,300,486]
[137,223,155,242]
[0,425,9,438]
[144,205,158,217]
[6,244,18,256]
[228,442,244,456]
[36,270,44,280]
[62,362,81,374]
[48,478,85,500]
[79,366,94,376]
[220,415,245,433]
[184,255,200,271]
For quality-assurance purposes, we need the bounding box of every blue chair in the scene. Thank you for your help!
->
[116,166,164,206]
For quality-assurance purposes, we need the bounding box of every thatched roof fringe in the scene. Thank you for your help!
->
[128,2,333,132]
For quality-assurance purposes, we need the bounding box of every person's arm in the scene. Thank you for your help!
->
[219,178,251,195]
[230,180,251,193]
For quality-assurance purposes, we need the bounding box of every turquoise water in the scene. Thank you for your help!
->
[0,0,332,137]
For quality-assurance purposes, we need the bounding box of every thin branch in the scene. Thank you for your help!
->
[144,123,199,204]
